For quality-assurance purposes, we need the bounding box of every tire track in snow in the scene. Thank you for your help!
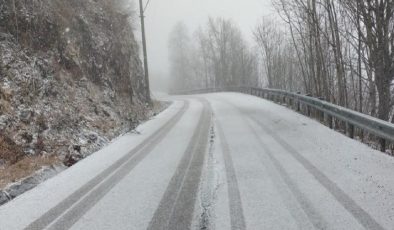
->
[215,120,247,230]
[219,95,385,230]
[244,118,328,230]
[216,97,325,229]
[247,114,386,230]
[147,98,212,230]
[26,100,190,230]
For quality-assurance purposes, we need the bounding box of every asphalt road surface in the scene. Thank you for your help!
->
[1,93,394,230]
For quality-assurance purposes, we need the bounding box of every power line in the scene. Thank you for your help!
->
[143,0,151,13]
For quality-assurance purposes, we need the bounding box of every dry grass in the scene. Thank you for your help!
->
[0,154,60,189]
[0,87,13,114]
[151,100,170,116]
[151,100,164,111]
[0,135,24,165]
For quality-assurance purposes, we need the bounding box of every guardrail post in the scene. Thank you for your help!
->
[318,110,322,122]
[317,97,324,122]
[307,105,311,117]
[380,139,386,152]
[343,121,347,135]
[327,115,333,129]
[348,123,355,139]
[297,100,301,112]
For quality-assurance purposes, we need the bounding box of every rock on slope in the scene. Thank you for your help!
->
[0,0,153,204]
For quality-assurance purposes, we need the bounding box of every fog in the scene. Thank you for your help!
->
[141,0,276,91]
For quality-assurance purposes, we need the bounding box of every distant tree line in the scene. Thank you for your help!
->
[168,18,260,92]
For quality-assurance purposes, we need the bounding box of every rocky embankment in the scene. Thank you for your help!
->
[0,0,155,205]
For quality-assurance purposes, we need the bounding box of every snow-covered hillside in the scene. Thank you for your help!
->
[0,0,154,205]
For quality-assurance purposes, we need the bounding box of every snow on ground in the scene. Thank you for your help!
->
[69,99,203,230]
[0,101,184,229]
[207,92,394,229]
[1,93,394,229]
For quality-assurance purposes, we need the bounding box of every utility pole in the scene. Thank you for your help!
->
[139,0,151,101]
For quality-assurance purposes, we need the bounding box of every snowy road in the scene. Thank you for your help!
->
[1,93,394,230]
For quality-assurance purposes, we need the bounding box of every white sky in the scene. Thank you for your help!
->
[138,0,277,83]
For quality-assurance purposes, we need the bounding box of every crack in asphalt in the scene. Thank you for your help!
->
[199,124,221,230]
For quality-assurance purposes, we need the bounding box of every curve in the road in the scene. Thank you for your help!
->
[147,98,212,230]
[25,100,190,230]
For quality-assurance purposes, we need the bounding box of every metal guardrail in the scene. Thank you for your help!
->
[174,86,394,152]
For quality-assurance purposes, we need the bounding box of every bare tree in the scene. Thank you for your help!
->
[341,0,394,121]
[270,0,394,125]
[168,22,192,91]
[168,18,259,91]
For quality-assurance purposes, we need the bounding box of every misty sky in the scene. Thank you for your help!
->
[142,0,276,81]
